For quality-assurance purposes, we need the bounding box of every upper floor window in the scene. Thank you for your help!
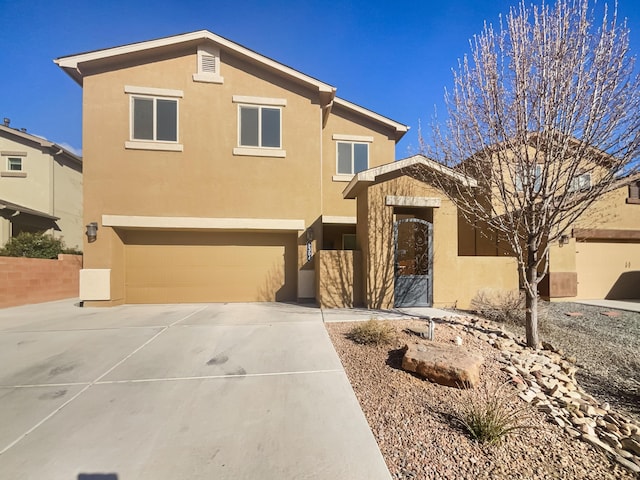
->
[337,142,368,175]
[124,85,183,152]
[232,95,287,158]
[7,157,22,171]
[627,180,640,205]
[239,105,281,148]
[132,96,178,142]
[515,164,542,192]
[568,173,591,192]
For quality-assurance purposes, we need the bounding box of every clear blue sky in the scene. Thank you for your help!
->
[1,0,639,157]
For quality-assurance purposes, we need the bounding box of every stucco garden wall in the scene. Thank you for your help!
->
[315,250,362,308]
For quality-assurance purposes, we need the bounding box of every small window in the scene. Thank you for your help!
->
[131,96,178,142]
[239,105,281,149]
[568,173,591,192]
[7,157,22,171]
[515,164,542,192]
[342,234,357,250]
[337,142,368,175]
[627,180,640,204]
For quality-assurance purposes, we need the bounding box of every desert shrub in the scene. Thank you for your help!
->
[456,382,533,445]
[347,319,395,345]
[471,288,525,324]
[471,289,550,334]
[0,232,80,259]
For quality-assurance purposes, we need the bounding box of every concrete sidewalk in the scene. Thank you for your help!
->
[0,300,391,480]
[574,299,640,313]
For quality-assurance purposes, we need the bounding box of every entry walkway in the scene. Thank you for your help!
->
[0,300,391,480]
[321,305,460,322]
[574,299,640,313]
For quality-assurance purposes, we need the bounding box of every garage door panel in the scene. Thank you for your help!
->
[575,242,640,299]
[124,231,297,303]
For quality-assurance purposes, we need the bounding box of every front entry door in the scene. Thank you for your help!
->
[394,218,433,307]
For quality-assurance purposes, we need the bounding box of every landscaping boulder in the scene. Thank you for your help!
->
[401,342,483,388]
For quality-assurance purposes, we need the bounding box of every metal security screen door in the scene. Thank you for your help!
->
[394,218,433,307]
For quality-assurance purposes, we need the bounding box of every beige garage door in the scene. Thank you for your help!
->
[575,241,640,299]
[124,230,298,303]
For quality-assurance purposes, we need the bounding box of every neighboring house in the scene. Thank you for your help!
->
[456,137,640,302]
[544,175,640,301]
[0,121,83,249]
[54,30,519,308]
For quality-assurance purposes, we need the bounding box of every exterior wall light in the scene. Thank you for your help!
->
[305,228,314,243]
[559,234,570,246]
[86,222,98,243]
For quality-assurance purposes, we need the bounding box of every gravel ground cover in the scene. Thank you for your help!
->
[488,301,640,422]
[326,318,635,479]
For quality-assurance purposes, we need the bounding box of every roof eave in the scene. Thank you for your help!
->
[343,155,477,199]
[54,30,336,96]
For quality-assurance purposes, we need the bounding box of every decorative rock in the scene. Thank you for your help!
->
[582,434,613,454]
[454,336,463,346]
[614,455,640,473]
[401,342,483,388]
[518,391,536,403]
[621,437,640,456]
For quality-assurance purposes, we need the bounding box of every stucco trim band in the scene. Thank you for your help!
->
[322,215,357,225]
[124,85,184,97]
[102,215,305,231]
[572,228,640,241]
[385,196,441,208]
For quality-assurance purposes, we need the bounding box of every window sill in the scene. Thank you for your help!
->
[192,73,224,84]
[233,147,286,158]
[332,174,355,182]
[125,141,183,152]
[1,171,27,178]
[626,198,640,204]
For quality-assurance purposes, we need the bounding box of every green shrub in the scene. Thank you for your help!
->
[456,382,533,445]
[0,232,80,259]
[347,319,396,345]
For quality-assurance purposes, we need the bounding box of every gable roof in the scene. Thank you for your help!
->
[343,154,477,199]
[0,125,82,166]
[54,30,409,141]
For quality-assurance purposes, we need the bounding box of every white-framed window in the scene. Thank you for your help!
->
[124,86,183,152]
[7,157,22,171]
[337,142,368,175]
[515,164,543,192]
[238,105,282,149]
[568,173,591,192]
[131,96,178,142]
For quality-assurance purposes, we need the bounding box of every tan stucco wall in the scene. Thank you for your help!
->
[322,104,397,218]
[575,242,639,299]
[80,43,400,304]
[356,175,519,310]
[0,135,82,248]
[315,250,363,308]
[547,184,640,301]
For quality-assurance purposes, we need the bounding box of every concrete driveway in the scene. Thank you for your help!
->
[0,300,391,480]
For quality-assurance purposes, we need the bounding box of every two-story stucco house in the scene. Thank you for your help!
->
[55,30,523,308]
[0,121,83,249]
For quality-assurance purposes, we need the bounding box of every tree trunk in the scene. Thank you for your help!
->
[525,241,540,348]
[525,285,539,348]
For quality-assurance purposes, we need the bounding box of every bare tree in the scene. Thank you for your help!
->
[423,0,640,347]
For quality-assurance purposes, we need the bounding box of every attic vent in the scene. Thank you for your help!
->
[201,54,216,74]
[193,45,223,84]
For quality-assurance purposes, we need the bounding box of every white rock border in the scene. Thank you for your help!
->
[433,315,640,475]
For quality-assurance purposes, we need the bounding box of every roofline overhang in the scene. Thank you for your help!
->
[0,125,82,165]
[343,154,477,199]
[0,199,59,221]
[54,30,337,97]
[333,97,409,142]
